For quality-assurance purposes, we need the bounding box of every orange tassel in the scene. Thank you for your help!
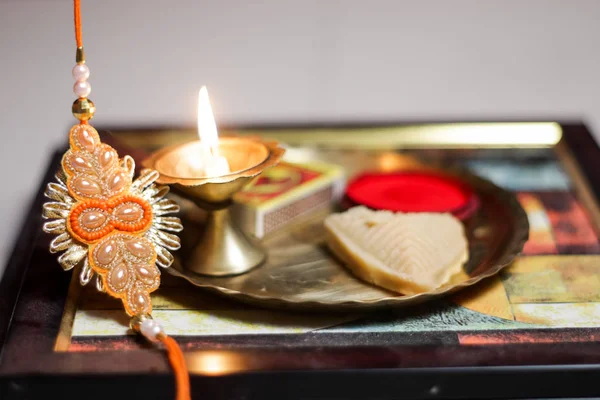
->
[160,335,192,400]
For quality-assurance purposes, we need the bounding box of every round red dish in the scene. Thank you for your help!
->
[345,171,479,220]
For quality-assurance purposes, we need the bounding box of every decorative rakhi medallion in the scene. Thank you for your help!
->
[43,124,182,316]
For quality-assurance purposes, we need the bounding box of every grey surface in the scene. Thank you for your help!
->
[1,0,600,278]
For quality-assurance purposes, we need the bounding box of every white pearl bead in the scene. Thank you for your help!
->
[73,81,91,98]
[72,64,90,81]
[140,318,164,341]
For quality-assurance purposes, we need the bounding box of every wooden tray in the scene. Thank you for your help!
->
[2,121,600,400]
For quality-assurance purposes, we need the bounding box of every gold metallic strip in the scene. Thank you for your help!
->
[554,140,600,233]
[114,122,562,150]
[54,272,82,351]
[76,47,85,63]
[238,122,563,149]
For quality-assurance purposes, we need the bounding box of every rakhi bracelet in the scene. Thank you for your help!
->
[41,2,190,399]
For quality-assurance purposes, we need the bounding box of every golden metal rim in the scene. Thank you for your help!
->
[116,122,563,150]
[554,140,600,234]
[54,270,82,351]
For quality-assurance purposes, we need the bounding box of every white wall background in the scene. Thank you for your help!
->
[1,0,600,277]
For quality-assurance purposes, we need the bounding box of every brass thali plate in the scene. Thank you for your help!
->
[167,148,529,311]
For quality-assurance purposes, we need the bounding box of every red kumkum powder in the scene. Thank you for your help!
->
[345,172,479,220]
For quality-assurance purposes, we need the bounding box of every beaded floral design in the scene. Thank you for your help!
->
[42,124,182,316]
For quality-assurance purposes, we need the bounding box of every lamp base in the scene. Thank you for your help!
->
[183,207,266,276]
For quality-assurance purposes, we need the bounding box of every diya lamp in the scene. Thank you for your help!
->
[144,87,285,276]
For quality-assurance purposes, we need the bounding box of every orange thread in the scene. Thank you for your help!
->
[74,0,82,48]
[160,335,191,400]
[68,196,153,242]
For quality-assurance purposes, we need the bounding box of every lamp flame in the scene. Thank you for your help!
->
[193,85,230,176]
[198,86,220,156]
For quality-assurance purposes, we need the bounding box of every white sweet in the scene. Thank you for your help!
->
[325,206,468,294]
